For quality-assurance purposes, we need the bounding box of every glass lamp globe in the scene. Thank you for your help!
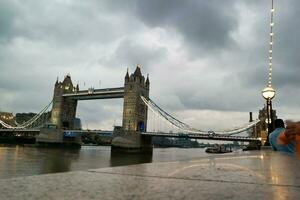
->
[265,118,272,124]
[262,87,276,100]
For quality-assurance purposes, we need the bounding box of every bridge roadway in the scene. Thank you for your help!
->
[66,130,260,142]
[62,87,124,100]
[0,129,39,138]
[0,129,39,133]
[0,129,260,142]
[141,132,261,142]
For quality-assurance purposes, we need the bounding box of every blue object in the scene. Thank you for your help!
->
[64,131,81,138]
[138,121,145,132]
[269,127,295,154]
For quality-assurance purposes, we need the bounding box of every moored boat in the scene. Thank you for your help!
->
[205,145,232,154]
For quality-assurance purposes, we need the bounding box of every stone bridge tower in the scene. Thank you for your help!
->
[257,105,277,144]
[122,66,149,132]
[112,66,152,153]
[50,75,78,129]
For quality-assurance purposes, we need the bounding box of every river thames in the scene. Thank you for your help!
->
[0,145,215,179]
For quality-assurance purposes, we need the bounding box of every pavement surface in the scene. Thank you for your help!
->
[0,149,300,200]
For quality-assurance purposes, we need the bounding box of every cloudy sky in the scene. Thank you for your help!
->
[0,0,299,131]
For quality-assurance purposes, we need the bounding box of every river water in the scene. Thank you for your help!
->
[0,145,214,179]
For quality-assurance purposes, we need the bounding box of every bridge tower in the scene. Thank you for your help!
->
[50,75,78,129]
[111,66,152,153]
[257,105,277,144]
[123,66,149,132]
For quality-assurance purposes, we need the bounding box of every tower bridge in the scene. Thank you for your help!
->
[50,66,149,132]
[47,66,152,152]
[0,66,262,152]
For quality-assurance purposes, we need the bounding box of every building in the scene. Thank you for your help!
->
[15,112,51,127]
[15,113,36,124]
[0,112,15,128]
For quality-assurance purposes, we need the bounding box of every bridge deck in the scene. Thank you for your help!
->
[0,129,259,142]
[142,132,261,142]
[0,129,39,132]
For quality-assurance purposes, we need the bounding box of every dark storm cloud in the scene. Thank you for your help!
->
[0,0,125,46]
[134,0,238,53]
[273,0,300,87]
[1,0,300,128]
[100,38,167,69]
[172,0,300,113]
[99,0,238,54]
[236,0,300,90]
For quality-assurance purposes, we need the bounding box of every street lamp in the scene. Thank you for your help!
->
[261,0,277,146]
[262,86,276,145]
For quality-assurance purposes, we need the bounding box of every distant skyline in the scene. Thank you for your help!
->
[1,0,299,130]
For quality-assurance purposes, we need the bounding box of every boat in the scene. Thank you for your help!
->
[205,145,232,154]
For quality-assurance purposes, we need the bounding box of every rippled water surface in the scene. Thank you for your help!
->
[0,145,211,179]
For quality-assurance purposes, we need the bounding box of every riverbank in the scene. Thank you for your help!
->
[0,149,299,199]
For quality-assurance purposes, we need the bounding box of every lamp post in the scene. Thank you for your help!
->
[262,86,276,146]
[261,0,277,146]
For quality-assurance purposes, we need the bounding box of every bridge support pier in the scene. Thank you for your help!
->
[111,128,152,154]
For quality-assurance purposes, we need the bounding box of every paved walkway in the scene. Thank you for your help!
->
[0,150,300,199]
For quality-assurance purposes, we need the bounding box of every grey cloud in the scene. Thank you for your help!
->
[101,38,167,69]
[76,99,123,128]
[0,0,19,42]
[199,0,300,114]
[0,0,127,46]
[135,0,238,53]
[99,0,238,53]
[1,0,300,129]
[174,84,260,112]
[236,0,300,90]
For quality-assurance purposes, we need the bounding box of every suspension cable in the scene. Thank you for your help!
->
[141,96,260,135]
[0,100,53,129]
